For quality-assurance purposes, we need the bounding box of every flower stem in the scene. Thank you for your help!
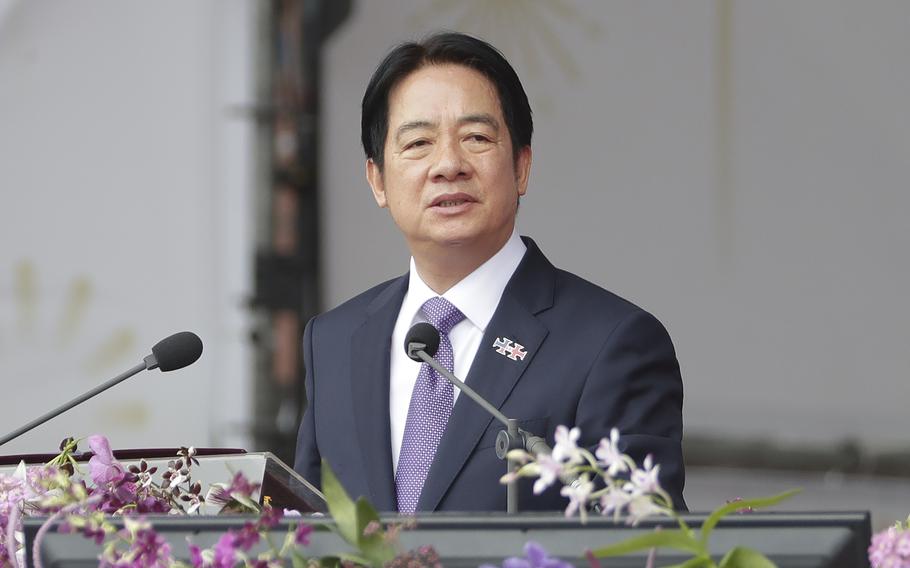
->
[31,494,103,568]
[7,501,21,568]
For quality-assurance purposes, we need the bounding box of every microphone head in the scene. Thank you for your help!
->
[151,331,203,372]
[405,322,440,361]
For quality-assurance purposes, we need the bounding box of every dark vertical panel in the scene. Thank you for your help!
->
[251,0,351,464]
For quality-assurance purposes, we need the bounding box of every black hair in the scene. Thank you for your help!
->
[361,32,533,169]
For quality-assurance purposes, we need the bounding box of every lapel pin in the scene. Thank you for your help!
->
[492,337,527,361]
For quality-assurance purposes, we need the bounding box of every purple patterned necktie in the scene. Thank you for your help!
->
[395,296,465,513]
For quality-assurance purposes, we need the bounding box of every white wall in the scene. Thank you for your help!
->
[0,0,259,453]
[320,1,910,449]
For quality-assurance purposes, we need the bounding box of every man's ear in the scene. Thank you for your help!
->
[515,146,532,197]
[366,158,388,208]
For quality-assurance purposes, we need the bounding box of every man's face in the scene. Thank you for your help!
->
[367,64,531,259]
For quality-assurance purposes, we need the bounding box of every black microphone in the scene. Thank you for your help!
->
[405,322,441,359]
[0,331,203,448]
[144,331,204,372]
[405,323,551,514]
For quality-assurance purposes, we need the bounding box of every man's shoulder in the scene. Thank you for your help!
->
[310,275,406,329]
[554,267,639,312]
[548,265,666,332]
[516,237,664,328]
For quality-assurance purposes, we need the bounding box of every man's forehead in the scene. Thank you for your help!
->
[386,64,505,124]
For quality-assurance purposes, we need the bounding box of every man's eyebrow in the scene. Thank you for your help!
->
[394,120,435,143]
[458,113,500,132]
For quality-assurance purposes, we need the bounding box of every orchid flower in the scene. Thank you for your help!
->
[598,485,633,523]
[594,428,631,476]
[560,476,594,521]
[630,454,661,495]
[551,425,584,465]
[499,425,673,526]
[480,541,573,568]
[86,435,126,486]
[532,454,564,495]
[626,494,667,526]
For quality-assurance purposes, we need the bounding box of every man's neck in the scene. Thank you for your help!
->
[411,234,512,294]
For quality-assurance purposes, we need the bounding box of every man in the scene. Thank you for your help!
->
[295,32,685,513]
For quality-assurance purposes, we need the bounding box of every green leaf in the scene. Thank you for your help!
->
[718,546,777,568]
[322,552,373,567]
[67,516,87,529]
[663,556,716,568]
[230,492,261,513]
[321,460,361,547]
[701,490,800,544]
[591,528,705,557]
[354,498,397,566]
[317,556,343,568]
[290,550,309,568]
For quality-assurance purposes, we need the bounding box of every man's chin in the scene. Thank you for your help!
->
[423,230,510,256]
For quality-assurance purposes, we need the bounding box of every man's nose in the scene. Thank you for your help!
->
[428,139,471,181]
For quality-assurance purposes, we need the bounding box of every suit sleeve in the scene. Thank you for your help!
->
[576,308,686,510]
[294,316,322,489]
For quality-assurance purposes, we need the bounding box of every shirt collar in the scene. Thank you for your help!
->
[402,228,527,331]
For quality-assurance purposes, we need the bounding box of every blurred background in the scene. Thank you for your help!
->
[1,0,908,529]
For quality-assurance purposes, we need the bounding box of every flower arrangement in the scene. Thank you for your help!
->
[1,428,804,568]
[503,426,798,568]
[0,435,432,568]
[869,517,910,567]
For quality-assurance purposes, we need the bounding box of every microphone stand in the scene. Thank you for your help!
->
[0,331,199,448]
[410,346,551,514]
[0,362,150,448]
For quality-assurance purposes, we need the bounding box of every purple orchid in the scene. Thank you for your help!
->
[234,522,261,551]
[188,543,205,568]
[87,435,127,486]
[213,532,238,568]
[206,472,261,510]
[482,541,573,568]
[118,525,172,567]
[257,506,283,530]
[294,523,313,546]
[85,435,142,513]
[869,526,910,567]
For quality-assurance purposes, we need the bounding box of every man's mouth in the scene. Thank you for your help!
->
[431,193,475,208]
[438,199,468,207]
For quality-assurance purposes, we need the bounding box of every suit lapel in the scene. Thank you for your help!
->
[417,238,556,511]
[350,276,408,511]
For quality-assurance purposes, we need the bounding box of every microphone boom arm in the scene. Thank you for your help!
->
[410,342,553,514]
[0,361,149,447]
[413,347,511,428]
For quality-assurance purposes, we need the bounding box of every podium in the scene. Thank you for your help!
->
[22,511,871,567]
[4,450,871,567]
[1,449,326,516]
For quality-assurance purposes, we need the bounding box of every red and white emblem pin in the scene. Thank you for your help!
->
[492,337,527,361]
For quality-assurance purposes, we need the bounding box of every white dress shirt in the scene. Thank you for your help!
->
[389,229,527,473]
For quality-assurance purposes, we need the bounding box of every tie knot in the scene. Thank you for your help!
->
[421,296,465,335]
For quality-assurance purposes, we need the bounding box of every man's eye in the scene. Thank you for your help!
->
[467,134,491,143]
[404,139,430,150]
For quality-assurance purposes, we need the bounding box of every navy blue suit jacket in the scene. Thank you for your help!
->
[294,238,685,512]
